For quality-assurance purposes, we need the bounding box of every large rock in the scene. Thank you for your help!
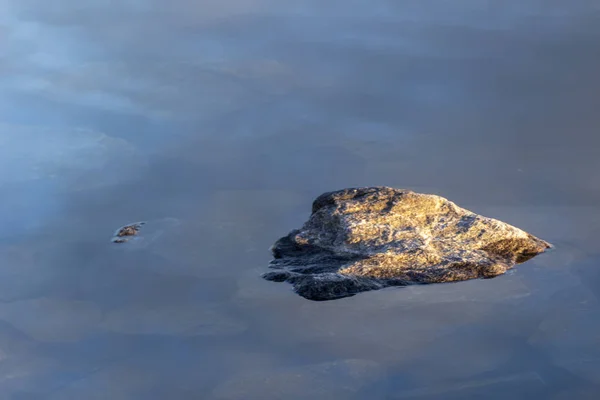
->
[263,187,551,301]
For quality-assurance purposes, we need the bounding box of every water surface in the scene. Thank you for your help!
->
[1,1,600,398]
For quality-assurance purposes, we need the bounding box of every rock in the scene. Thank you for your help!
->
[110,218,180,246]
[111,222,146,243]
[263,187,552,301]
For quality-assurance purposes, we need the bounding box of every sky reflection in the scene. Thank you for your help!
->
[1,1,600,398]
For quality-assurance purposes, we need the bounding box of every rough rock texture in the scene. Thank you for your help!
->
[111,222,146,243]
[263,187,552,301]
[110,218,182,249]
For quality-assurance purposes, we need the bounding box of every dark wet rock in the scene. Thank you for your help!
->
[264,187,552,301]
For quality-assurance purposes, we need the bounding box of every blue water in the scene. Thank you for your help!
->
[1,1,600,398]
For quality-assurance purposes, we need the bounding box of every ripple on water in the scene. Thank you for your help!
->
[211,359,384,400]
[0,298,102,343]
[101,303,247,336]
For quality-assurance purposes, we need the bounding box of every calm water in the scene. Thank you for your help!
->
[1,1,600,398]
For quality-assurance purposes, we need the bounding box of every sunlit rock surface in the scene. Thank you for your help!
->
[110,218,181,247]
[264,187,552,301]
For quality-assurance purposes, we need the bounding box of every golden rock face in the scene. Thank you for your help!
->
[264,187,552,301]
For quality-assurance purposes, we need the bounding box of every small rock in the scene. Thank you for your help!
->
[263,187,552,301]
[110,218,180,246]
[111,222,146,243]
